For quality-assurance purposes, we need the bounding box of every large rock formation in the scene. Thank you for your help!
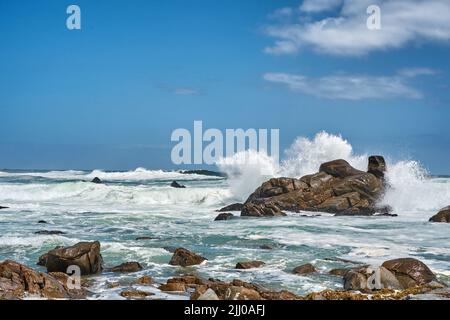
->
[0,260,86,299]
[169,248,206,267]
[241,157,389,216]
[40,241,103,275]
[429,206,450,223]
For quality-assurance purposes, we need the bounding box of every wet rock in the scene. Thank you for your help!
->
[167,274,209,287]
[260,290,300,300]
[109,262,143,273]
[381,258,438,289]
[0,260,86,299]
[0,206,9,210]
[368,156,387,180]
[259,244,273,250]
[235,261,265,269]
[34,230,66,235]
[135,236,156,240]
[120,290,154,299]
[241,202,286,217]
[319,159,365,178]
[293,263,316,274]
[170,180,186,188]
[197,288,220,300]
[163,246,177,253]
[217,203,244,212]
[135,276,154,286]
[91,177,102,184]
[214,213,234,221]
[43,241,103,275]
[38,220,47,224]
[169,248,206,267]
[159,282,186,292]
[429,206,450,223]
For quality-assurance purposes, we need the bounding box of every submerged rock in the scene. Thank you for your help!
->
[42,241,103,275]
[429,206,450,223]
[293,263,316,275]
[38,220,47,224]
[169,248,206,267]
[108,262,143,273]
[242,157,388,217]
[217,203,244,212]
[0,206,9,210]
[235,261,265,269]
[91,177,102,184]
[170,180,186,188]
[34,230,66,235]
[214,212,234,221]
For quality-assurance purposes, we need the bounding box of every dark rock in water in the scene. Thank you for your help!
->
[374,212,398,217]
[91,177,102,184]
[38,220,47,224]
[135,236,157,240]
[135,276,154,286]
[120,289,154,299]
[170,180,186,188]
[214,213,234,221]
[0,206,9,210]
[241,202,286,217]
[180,170,227,178]
[236,261,265,269]
[34,230,66,235]
[0,260,86,299]
[293,263,316,274]
[259,244,273,250]
[43,241,103,275]
[217,203,244,212]
[169,248,206,267]
[163,246,178,253]
[368,156,387,179]
[381,258,437,289]
[429,206,450,223]
[242,157,387,217]
[108,262,143,273]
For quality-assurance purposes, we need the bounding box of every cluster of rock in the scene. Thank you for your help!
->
[238,156,389,217]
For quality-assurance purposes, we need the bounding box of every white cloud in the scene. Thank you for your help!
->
[268,7,294,20]
[397,67,438,78]
[263,68,437,100]
[265,0,450,56]
[300,0,342,13]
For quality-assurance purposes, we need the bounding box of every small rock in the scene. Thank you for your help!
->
[293,263,316,274]
[235,261,265,269]
[170,181,186,188]
[169,248,206,267]
[259,244,273,250]
[241,202,286,217]
[34,230,66,235]
[197,288,220,300]
[214,213,234,221]
[0,206,9,210]
[135,236,156,240]
[159,282,186,292]
[91,177,102,184]
[109,262,143,273]
[38,220,47,224]
[217,203,243,212]
[429,206,450,223]
[120,290,154,299]
[135,276,154,286]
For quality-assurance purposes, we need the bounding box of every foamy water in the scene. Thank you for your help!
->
[0,132,449,299]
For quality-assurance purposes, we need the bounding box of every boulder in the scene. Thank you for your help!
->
[169,248,206,267]
[368,156,386,179]
[343,266,402,292]
[34,230,66,235]
[135,276,154,286]
[217,203,244,212]
[0,260,86,299]
[293,263,316,275]
[242,157,388,216]
[109,262,143,273]
[214,213,235,221]
[43,241,103,275]
[429,206,450,223]
[159,282,186,292]
[235,261,265,269]
[170,181,186,188]
[91,177,102,184]
[381,258,437,289]
[259,244,273,250]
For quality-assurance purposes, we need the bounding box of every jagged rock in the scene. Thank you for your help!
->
[217,203,244,212]
[214,213,235,221]
[170,181,186,188]
[34,230,66,235]
[0,260,86,299]
[169,248,206,267]
[42,241,103,275]
[381,258,438,289]
[429,206,450,223]
[368,156,387,179]
[235,261,265,269]
[91,177,102,184]
[242,157,388,216]
[159,282,186,292]
[109,262,143,273]
[120,290,154,299]
[293,263,316,274]
[135,276,154,286]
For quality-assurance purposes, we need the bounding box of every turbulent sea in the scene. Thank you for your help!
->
[0,133,449,299]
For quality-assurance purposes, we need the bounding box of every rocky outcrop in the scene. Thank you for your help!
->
[429,206,450,223]
[293,263,316,274]
[214,213,235,221]
[169,248,206,267]
[217,203,244,212]
[235,261,265,269]
[170,181,186,188]
[41,241,103,275]
[241,157,389,216]
[0,260,86,299]
[108,262,143,273]
[91,177,102,184]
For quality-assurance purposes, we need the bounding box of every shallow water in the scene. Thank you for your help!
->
[0,169,449,299]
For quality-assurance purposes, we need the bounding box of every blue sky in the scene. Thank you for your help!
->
[1,0,450,173]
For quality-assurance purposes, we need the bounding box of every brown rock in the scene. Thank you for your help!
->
[109,262,143,273]
[260,290,300,300]
[320,159,364,178]
[44,241,103,275]
[217,203,243,212]
[120,290,153,299]
[236,261,265,269]
[214,213,235,221]
[169,248,206,267]
[159,282,186,292]
[136,276,154,286]
[293,263,316,274]
[241,202,286,217]
[429,206,450,223]
[368,156,386,179]
[381,258,437,289]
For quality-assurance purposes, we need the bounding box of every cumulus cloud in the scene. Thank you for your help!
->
[264,0,450,56]
[263,68,437,100]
